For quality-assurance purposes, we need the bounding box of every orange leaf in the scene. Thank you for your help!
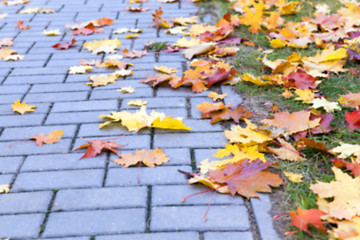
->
[74,138,124,159]
[52,38,76,50]
[16,20,29,30]
[30,130,64,146]
[113,148,169,167]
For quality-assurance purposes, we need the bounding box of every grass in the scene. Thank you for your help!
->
[197,0,360,239]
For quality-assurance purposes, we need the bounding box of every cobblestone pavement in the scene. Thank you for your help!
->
[0,0,280,239]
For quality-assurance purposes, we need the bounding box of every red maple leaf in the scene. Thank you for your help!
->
[208,159,283,198]
[52,38,77,50]
[97,17,113,26]
[286,69,317,89]
[287,207,327,234]
[72,23,104,36]
[345,110,360,132]
[333,158,360,177]
[74,138,124,159]
[205,68,232,87]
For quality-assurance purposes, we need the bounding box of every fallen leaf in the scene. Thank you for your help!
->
[5,54,24,61]
[183,43,217,60]
[0,184,10,194]
[114,148,169,167]
[16,20,29,30]
[284,171,303,183]
[127,99,148,106]
[125,34,138,39]
[117,86,135,94]
[333,158,360,177]
[345,110,360,132]
[11,100,36,114]
[20,7,56,14]
[3,0,29,5]
[113,69,133,78]
[74,138,124,159]
[338,92,360,108]
[310,167,360,220]
[42,29,60,36]
[268,138,306,161]
[71,24,104,36]
[173,16,198,26]
[126,6,150,12]
[208,91,227,101]
[209,159,283,198]
[30,130,64,146]
[83,38,122,54]
[294,89,315,103]
[332,143,360,159]
[87,74,117,87]
[122,49,147,58]
[52,38,76,50]
[188,175,231,194]
[311,98,341,113]
[151,116,192,130]
[154,65,178,74]
[0,38,13,47]
[68,66,93,74]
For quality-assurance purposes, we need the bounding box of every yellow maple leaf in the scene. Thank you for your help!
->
[154,65,178,74]
[127,100,148,106]
[0,184,10,194]
[270,38,288,48]
[151,116,191,130]
[165,26,187,35]
[173,37,201,47]
[0,48,18,60]
[113,69,133,78]
[117,86,135,94]
[332,143,360,159]
[281,89,293,98]
[83,38,122,54]
[173,16,198,26]
[188,175,230,194]
[68,66,93,74]
[42,29,60,36]
[242,73,270,85]
[125,34,138,39]
[284,171,303,183]
[294,89,315,103]
[11,100,36,115]
[208,91,227,101]
[280,1,301,15]
[311,98,341,113]
[87,74,117,87]
[320,48,348,62]
[239,0,264,33]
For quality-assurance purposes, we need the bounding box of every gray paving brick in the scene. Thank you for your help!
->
[194,149,220,166]
[0,213,44,238]
[73,135,151,150]
[52,186,147,211]
[10,67,68,76]
[22,153,106,172]
[52,100,118,112]
[190,97,212,118]
[24,91,88,103]
[156,87,209,97]
[42,238,88,240]
[204,232,254,240]
[30,83,90,93]
[0,174,13,185]
[121,97,186,109]
[221,85,243,105]
[251,194,281,240]
[151,205,250,231]
[152,185,244,206]
[0,103,51,116]
[0,156,23,174]
[12,169,103,192]
[106,166,190,186]
[4,75,65,85]
[78,123,150,138]
[45,111,105,125]
[43,209,146,237]
[154,119,223,134]
[0,139,72,156]
[0,85,29,94]
[0,191,52,214]
[90,88,153,100]
[96,232,199,240]
[154,132,226,148]
[0,93,24,104]
[0,125,77,141]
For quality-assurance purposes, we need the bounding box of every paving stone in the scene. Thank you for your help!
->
[0,214,44,238]
[121,97,186,109]
[0,85,30,94]
[106,166,190,187]
[151,205,250,231]
[194,148,221,166]
[0,125,77,141]
[0,114,45,127]
[190,97,212,118]
[24,91,88,103]
[45,111,105,125]
[30,83,90,93]
[155,119,223,134]
[22,153,106,172]
[0,174,14,185]
[0,156,23,174]
[52,100,118,112]
[152,185,244,206]
[96,232,200,240]
[78,123,150,138]
[12,169,103,192]
[221,85,243,105]
[0,191,52,214]
[154,132,226,148]
[0,139,72,156]
[0,93,24,104]
[52,186,147,211]
[10,67,68,76]
[204,232,254,240]
[90,88,153,100]
[42,238,88,240]
[0,102,50,116]
[73,135,151,150]
[4,75,65,84]
[43,209,146,237]
[251,194,281,240]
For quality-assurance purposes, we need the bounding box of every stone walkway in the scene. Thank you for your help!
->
[0,0,280,239]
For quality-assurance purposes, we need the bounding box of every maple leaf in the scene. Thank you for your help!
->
[127,99,147,106]
[83,38,122,54]
[173,37,201,48]
[261,110,321,135]
[151,7,168,29]
[74,138,124,159]
[0,184,10,194]
[208,159,283,198]
[338,92,360,108]
[205,68,232,87]
[333,158,360,177]
[239,0,264,33]
[154,65,177,74]
[218,37,243,45]
[294,89,315,103]
[11,100,36,114]
[286,69,317,89]
[3,0,29,5]
[310,167,360,220]
[268,138,305,161]
[151,116,192,130]
[181,68,208,93]
[299,137,329,153]
[345,110,360,132]
[280,206,327,234]
[117,86,135,94]
[311,98,341,113]
[43,29,61,36]
[0,38,13,47]
[113,69,133,78]
[87,74,117,87]
[199,26,234,42]
[173,16,198,26]
[96,17,113,26]
[52,38,76,50]
[113,148,169,167]
[126,6,150,12]
[30,130,64,146]
[0,48,17,60]
[208,91,227,101]
[20,7,56,14]
[16,20,29,30]
[140,74,182,88]
[68,66,93,74]
[122,49,147,58]
[71,23,104,36]
[332,143,360,159]
[283,171,303,183]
